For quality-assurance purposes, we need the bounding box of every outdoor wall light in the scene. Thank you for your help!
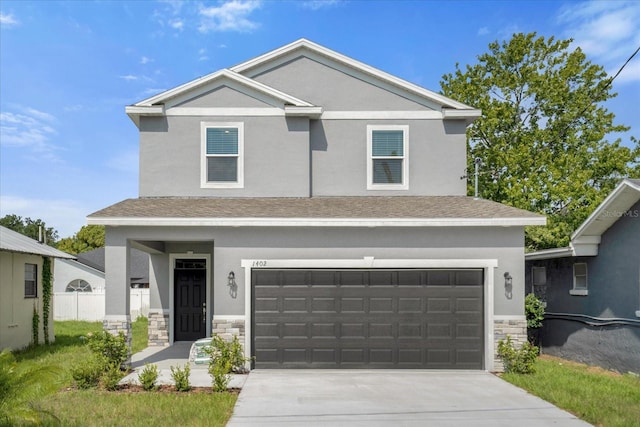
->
[228,271,237,299]
[504,272,513,299]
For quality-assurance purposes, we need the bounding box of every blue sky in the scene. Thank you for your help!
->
[1,0,639,238]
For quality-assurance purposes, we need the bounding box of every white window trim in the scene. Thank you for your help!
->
[366,125,409,190]
[570,262,588,296]
[200,122,244,189]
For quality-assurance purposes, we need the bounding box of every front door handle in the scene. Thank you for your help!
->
[202,302,206,323]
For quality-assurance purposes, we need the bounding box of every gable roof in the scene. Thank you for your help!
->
[74,247,150,284]
[230,38,475,111]
[126,69,316,126]
[571,178,640,256]
[87,196,545,227]
[126,39,479,127]
[526,178,640,259]
[0,226,75,259]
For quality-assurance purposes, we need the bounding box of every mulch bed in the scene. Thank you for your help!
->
[117,384,242,394]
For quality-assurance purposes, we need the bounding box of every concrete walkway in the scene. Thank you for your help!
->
[120,342,247,389]
[227,370,591,426]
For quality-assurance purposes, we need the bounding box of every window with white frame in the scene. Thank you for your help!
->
[66,279,92,292]
[571,262,588,295]
[367,125,409,190]
[201,122,244,188]
[24,263,37,298]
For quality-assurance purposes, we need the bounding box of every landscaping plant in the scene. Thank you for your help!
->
[86,330,128,369]
[71,354,106,389]
[71,330,129,390]
[170,364,191,392]
[497,335,539,374]
[206,334,251,392]
[101,364,125,391]
[138,364,159,391]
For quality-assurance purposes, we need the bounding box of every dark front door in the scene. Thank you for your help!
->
[174,267,207,341]
[253,269,484,369]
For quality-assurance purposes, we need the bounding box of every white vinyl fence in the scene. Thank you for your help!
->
[54,289,150,321]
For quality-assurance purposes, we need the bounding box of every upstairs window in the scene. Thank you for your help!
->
[367,125,409,190]
[201,122,244,188]
[25,263,37,298]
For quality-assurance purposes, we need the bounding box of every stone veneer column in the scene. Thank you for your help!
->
[148,310,170,346]
[493,317,528,372]
[212,316,246,343]
[103,315,132,366]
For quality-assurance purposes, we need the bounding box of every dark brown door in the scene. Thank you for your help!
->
[253,269,484,369]
[174,268,207,341]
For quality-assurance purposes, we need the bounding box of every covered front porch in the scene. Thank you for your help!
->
[102,227,246,355]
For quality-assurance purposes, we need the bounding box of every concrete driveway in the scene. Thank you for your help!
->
[227,370,590,426]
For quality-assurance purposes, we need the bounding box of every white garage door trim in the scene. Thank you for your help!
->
[241,257,498,371]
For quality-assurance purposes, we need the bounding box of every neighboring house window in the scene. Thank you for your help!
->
[367,125,409,190]
[531,266,547,305]
[570,263,589,296]
[66,279,92,292]
[201,122,244,188]
[532,266,547,286]
[24,263,37,298]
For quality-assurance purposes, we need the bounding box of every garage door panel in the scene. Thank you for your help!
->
[253,269,483,369]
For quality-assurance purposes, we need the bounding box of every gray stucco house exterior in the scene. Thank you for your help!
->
[526,178,640,374]
[88,39,544,371]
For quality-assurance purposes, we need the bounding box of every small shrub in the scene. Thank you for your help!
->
[71,355,106,389]
[206,335,251,391]
[101,363,124,391]
[86,330,128,369]
[497,335,538,374]
[525,293,545,329]
[139,364,159,391]
[171,363,191,392]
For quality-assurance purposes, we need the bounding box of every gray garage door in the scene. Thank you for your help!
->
[252,269,484,369]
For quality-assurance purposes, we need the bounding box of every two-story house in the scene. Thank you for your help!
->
[88,39,545,371]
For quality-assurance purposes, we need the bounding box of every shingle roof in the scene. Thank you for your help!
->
[0,226,75,259]
[88,196,544,226]
[76,247,149,283]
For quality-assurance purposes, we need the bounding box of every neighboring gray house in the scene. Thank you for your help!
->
[54,247,150,293]
[88,39,544,371]
[526,178,640,374]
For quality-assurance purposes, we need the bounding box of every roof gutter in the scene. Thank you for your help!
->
[88,216,546,228]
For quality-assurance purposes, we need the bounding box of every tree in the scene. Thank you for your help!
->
[0,214,59,246]
[57,225,105,255]
[440,33,639,250]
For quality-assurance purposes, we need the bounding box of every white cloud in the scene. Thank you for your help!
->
[140,56,152,64]
[119,74,139,81]
[0,107,60,160]
[0,195,89,239]
[0,12,19,28]
[301,0,342,10]
[198,48,209,61]
[198,0,261,33]
[477,27,489,36]
[170,19,184,30]
[557,1,640,83]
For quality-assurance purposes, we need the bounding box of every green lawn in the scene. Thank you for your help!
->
[501,354,640,427]
[9,318,237,427]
